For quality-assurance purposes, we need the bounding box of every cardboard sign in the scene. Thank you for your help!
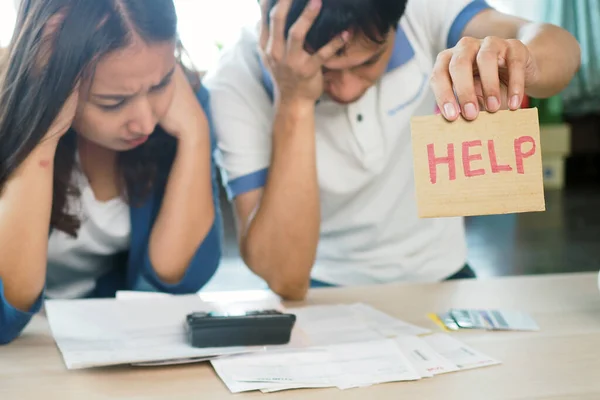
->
[410,108,545,218]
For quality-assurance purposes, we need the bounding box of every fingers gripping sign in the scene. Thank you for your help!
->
[431,36,537,122]
[258,0,349,104]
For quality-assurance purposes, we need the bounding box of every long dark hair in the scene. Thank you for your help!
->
[0,0,198,236]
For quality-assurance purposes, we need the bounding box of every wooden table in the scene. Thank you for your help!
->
[1,272,600,399]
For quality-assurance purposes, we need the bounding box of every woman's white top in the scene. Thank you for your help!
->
[46,156,131,299]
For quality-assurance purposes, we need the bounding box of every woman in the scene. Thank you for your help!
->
[0,0,222,344]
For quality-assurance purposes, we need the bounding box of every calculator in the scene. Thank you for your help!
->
[185,309,297,348]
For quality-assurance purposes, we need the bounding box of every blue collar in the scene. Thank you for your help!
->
[260,26,415,101]
[385,26,415,72]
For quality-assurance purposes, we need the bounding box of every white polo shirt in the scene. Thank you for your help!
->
[204,0,492,285]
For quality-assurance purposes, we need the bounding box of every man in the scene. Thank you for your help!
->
[204,0,580,299]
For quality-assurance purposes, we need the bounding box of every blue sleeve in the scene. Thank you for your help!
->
[130,85,223,294]
[446,1,492,48]
[0,278,44,345]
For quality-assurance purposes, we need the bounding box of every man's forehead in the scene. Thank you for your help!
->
[322,34,391,71]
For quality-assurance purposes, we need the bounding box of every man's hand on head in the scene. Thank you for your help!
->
[258,0,349,106]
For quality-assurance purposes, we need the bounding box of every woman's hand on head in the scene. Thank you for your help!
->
[159,65,209,144]
[43,83,80,144]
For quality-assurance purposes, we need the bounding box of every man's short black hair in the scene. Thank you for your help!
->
[268,0,408,51]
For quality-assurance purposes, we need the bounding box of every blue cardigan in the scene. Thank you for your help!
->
[0,86,223,345]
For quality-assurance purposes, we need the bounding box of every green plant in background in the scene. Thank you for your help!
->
[529,96,564,125]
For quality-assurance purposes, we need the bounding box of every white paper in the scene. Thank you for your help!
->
[44,295,284,370]
[211,350,334,393]
[422,333,501,370]
[324,339,422,390]
[287,303,430,347]
[393,335,460,377]
[287,304,382,346]
[259,384,332,393]
[115,290,173,300]
[208,303,430,393]
[206,307,501,394]
[132,356,216,367]
[45,296,427,370]
[213,339,421,392]
[229,349,335,385]
[350,303,431,337]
